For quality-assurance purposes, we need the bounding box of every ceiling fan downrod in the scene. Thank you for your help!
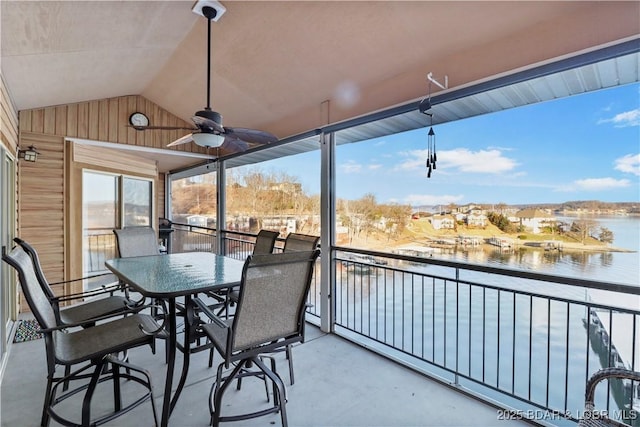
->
[203,6,217,113]
[194,5,222,127]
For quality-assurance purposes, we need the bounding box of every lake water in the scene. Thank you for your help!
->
[431,215,639,287]
[335,215,639,421]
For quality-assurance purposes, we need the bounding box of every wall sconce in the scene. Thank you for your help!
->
[18,145,40,162]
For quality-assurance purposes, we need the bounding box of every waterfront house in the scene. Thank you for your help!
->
[465,210,488,228]
[1,2,639,426]
[514,208,556,234]
[430,214,457,230]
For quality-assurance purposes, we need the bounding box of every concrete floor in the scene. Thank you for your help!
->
[1,317,531,427]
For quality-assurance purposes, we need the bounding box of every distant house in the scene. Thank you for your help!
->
[430,214,456,230]
[186,214,209,227]
[465,211,487,228]
[514,209,555,234]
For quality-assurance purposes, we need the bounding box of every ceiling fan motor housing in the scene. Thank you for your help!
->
[195,109,223,129]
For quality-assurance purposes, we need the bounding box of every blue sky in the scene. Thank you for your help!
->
[266,83,639,206]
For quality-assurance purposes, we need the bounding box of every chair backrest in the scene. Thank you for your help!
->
[2,245,57,331]
[282,233,319,253]
[230,250,320,353]
[13,237,55,300]
[252,229,279,255]
[113,227,160,258]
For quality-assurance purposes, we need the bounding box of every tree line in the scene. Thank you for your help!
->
[171,168,411,239]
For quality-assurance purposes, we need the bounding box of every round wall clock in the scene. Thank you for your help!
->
[129,112,149,127]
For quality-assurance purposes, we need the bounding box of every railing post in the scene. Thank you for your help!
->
[320,132,334,333]
[216,160,225,255]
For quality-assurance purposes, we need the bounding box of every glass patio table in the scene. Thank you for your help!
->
[105,252,245,427]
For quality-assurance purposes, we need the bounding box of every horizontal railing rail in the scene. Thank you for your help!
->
[334,246,639,426]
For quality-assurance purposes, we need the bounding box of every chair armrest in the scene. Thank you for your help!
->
[39,302,164,333]
[52,281,134,304]
[192,297,228,329]
[585,367,640,405]
[48,271,114,287]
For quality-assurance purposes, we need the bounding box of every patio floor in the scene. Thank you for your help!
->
[1,315,531,427]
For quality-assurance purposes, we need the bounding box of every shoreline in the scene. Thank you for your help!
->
[350,220,637,254]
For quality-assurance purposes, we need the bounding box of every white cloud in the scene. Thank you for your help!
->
[614,153,640,176]
[395,155,426,171]
[573,177,631,191]
[340,160,362,174]
[396,148,517,174]
[441,148,518,173]
[368,164,382,170]
[404,194,464,206]
[598,108,640,127]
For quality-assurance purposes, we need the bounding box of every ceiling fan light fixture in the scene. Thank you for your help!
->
[192,132,225,148]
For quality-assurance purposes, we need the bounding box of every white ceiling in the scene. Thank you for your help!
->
[2,1,639,172]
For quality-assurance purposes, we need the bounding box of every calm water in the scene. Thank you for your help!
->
[435,215,639,287]
[336,216,639,421]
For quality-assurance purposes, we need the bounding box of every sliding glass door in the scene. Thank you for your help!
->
[1,152,16,361]
[82,171,152,288]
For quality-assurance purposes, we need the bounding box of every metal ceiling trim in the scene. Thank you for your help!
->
[169,37,639,176]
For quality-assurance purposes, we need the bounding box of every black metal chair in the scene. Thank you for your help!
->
[215,229,280,363]
[278,232,320,384]
[282,232,320,253]
[113,227,169,358]
[192,249,320,427]
[3,245,165,427]
[223,229,280,313]
[253,229,279,255]
[13,238,136,326]
[113,227,162,258]
[224,232,320,379]
[578,367,640,427]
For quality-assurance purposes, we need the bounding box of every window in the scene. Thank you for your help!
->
[83,171,153,281]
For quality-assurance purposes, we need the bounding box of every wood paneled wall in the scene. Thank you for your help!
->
[17,95,187,304]
[19,95,203,153]
[18,132,66,293]
[1,74,18,153]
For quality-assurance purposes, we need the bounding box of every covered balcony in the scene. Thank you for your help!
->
[1,2,639,426]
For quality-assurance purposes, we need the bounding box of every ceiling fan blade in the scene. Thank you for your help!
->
[167,133,195,147]
[224,127,278,145]
[192,115,224,133]
[220,137,249,153]
[128,125,198,131]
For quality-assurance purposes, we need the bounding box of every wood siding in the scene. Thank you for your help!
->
[17,95,186,305]
[18,133,66,295]
[1,74,18,153]
[19,95,202,153]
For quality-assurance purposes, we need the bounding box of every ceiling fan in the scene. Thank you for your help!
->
[131,0,278,153]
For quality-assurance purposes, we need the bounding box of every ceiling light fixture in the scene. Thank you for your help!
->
[192,132,225,148]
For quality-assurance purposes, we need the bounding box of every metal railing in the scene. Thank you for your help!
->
[89,224,639,425]
[334,247,639,426]
[84,230,117,274]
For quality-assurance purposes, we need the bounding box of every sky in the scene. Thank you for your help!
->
[262,82,640,207]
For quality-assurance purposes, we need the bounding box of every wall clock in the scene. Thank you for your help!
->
[129,112,149,128]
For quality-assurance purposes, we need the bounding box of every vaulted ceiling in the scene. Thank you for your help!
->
[2,1,639,160]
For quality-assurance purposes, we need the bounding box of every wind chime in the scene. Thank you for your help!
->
[425,115,436,178]
[418,72,447,178]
